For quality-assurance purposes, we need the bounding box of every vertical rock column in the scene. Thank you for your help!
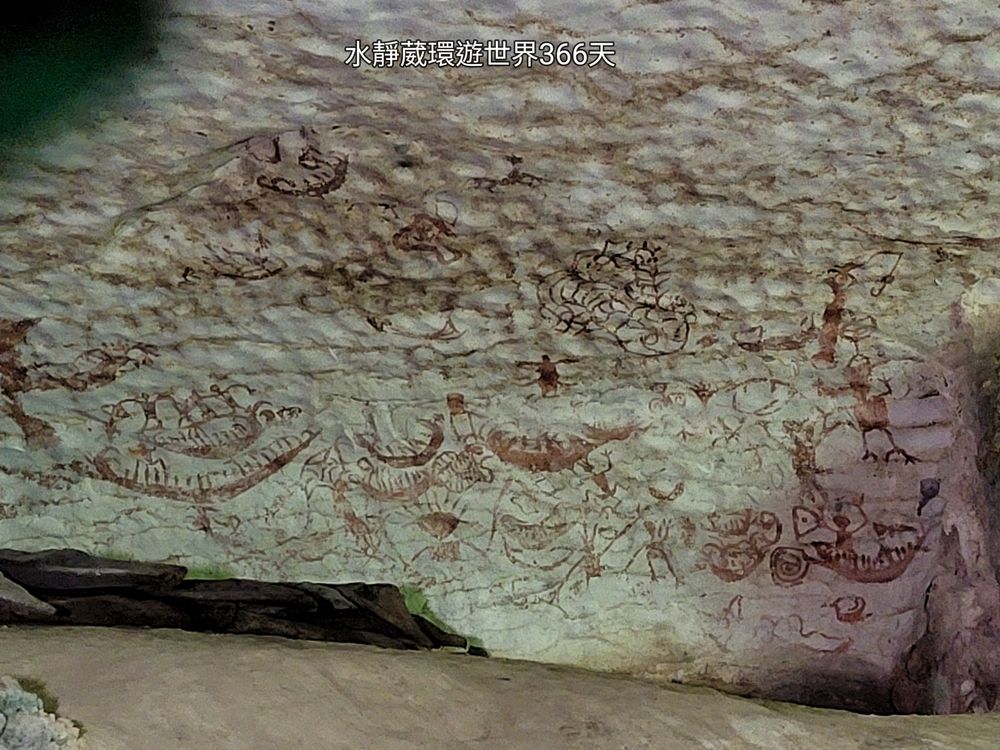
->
[892,307,1000,713]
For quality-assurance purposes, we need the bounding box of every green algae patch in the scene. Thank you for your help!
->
[399,585,485,654]
[182,564,237,581]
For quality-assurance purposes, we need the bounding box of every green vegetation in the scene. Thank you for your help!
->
[11,676,58,715]
[92,549,236,580]
[398,585,484,652]
[182,564,237,581]
[400,585,447,629]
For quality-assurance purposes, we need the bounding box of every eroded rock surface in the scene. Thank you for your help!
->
[2,0,1000,714]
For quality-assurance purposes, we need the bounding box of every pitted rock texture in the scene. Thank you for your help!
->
[3,0,1000,714]
[0,676,86,750]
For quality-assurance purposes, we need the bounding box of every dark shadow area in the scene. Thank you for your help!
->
[759,668,896,716]
[971,336,1000,582]
[0,1,165,165]
[696,656,898,717]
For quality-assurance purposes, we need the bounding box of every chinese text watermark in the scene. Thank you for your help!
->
[344,39,616,69]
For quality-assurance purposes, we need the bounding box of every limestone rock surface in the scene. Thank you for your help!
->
[3,0,1000,714]
[0,675,86,750]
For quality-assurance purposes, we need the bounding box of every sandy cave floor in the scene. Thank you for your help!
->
[0,626,998,750]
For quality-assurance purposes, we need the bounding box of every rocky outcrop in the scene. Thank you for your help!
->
[0,549,469,652]
[886,335,1000,713]
[0,675,86,750]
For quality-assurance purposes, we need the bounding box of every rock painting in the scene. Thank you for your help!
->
[4,0,999,717]
[699,510,782,583]
[769,496,928,586]
[245,127,349,199]
[186,229,287,282]
[88,384,317,504]
[1,319,156,450]
[539,240,697,357]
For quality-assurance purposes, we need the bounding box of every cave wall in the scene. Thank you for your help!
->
[2,0,1000,713]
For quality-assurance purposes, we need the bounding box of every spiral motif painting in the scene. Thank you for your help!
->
[769,546,811,587]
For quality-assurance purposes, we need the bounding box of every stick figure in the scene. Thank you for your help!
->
[515,354,577,397]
